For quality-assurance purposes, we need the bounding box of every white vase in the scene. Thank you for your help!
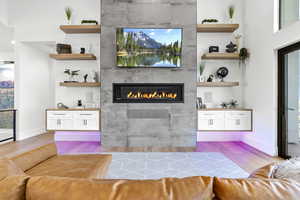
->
[66,19,72,25]
[199,76,206,83]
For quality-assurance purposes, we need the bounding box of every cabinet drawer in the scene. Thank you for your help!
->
[225,111,251,119]
[198,111,224,119]
[47,111,73,120]
[74,111,99,120]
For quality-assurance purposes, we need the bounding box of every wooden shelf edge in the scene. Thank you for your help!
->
[197,24,239,33]
[59,82,101,87]
[50,54,97,60]
[197,82,239,87]
[201,53,240,60]
[60,25,101,34]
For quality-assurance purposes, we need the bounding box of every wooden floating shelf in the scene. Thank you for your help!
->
[201,53,239,60]
[197,24,239,33]
[50,54,97,60]
[60,25,101,34]
[197,82,239,87]
[60,82,101,87]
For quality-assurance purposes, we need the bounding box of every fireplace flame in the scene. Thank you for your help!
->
[127,91,177,99]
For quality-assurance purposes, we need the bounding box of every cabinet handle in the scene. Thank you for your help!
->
[57,119,61,126]
[83,120,88,126]
[208,119,214,125]
[236,119,240,125]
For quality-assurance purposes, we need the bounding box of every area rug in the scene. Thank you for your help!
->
[102,152,249,180]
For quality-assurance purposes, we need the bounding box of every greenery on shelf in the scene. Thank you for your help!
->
[201,19,218,24]
[239,48,250,64]
[65,7,72,22]
[199,62,205,75]
[229,5,235,20]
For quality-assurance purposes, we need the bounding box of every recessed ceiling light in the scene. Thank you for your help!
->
[11,40,16,45]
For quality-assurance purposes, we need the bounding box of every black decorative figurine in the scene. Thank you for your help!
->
[83,74,88,83]
[207,75,214,82]
[226,42,237,53]
[78,100,83,107]
[80,48,86,54]
[216,67,229,82]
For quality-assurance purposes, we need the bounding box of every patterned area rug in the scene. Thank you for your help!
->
[103,152,249,180]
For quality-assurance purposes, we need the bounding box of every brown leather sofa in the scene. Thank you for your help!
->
[5,143,112,179]
[1,144,300,200]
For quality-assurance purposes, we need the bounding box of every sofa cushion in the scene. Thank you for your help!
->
[274,157,300,183]
[10,143,57,171]
[249,163,278,179]
[214,177,300,200]
[0,175,30,200]
[0,157,25,180]
[26,176,214,200]
[25,154,112,179]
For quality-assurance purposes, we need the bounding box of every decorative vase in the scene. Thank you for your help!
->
[66,19,72,25]
[198,75,206,83]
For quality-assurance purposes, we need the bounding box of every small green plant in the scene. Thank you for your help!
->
[229,5,235,19]
[199,62,205,75]
[65,7,72,21]
[201,19,218,24]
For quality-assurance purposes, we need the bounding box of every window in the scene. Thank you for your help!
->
[280,0,300,28]
[0,61,15,142]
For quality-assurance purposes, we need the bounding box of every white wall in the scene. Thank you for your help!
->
[0,0,8,25]
[6,0,101,140]
[15,43,54,140]
[197,0,248,141]
[242,0,300,156]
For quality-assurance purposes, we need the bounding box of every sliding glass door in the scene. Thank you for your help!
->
[278,42,300,158]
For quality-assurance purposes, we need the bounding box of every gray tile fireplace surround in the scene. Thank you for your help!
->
[100,0,197,147]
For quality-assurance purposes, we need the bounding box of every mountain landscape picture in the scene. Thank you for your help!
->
[117,28,182,67]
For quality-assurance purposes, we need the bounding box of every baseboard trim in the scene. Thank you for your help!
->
[242,136,277,156]
[17,128,44,141]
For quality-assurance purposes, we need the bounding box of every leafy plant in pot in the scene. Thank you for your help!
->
[65,7,72,25]
[198,62,206,82]
[228,5,235,23]
[239,48,249,66]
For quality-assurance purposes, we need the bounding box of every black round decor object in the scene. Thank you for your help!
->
[216,67,229,81]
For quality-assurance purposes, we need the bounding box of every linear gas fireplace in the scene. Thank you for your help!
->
[113,83,184,103]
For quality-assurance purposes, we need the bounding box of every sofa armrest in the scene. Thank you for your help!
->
[0,175,30,200]
[9,143,57,172]
[249,163,279,179]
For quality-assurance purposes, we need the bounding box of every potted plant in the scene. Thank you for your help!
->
[228,5,235,23]
[65,7,72,25]
[198,62,206,82]
[239,48,250,65]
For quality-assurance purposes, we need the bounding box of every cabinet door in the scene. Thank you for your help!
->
[73,111,100,131]
[198,111,225,131]
[225,111,252,131]
[47,111,74,130]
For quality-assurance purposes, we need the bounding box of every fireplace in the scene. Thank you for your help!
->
[113,83,184,103]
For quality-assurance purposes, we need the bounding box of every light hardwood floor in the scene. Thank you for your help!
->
[0,133,282,173]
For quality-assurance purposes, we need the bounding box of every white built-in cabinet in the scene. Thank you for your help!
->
[46,109,100,131]
[198,109,252,132]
